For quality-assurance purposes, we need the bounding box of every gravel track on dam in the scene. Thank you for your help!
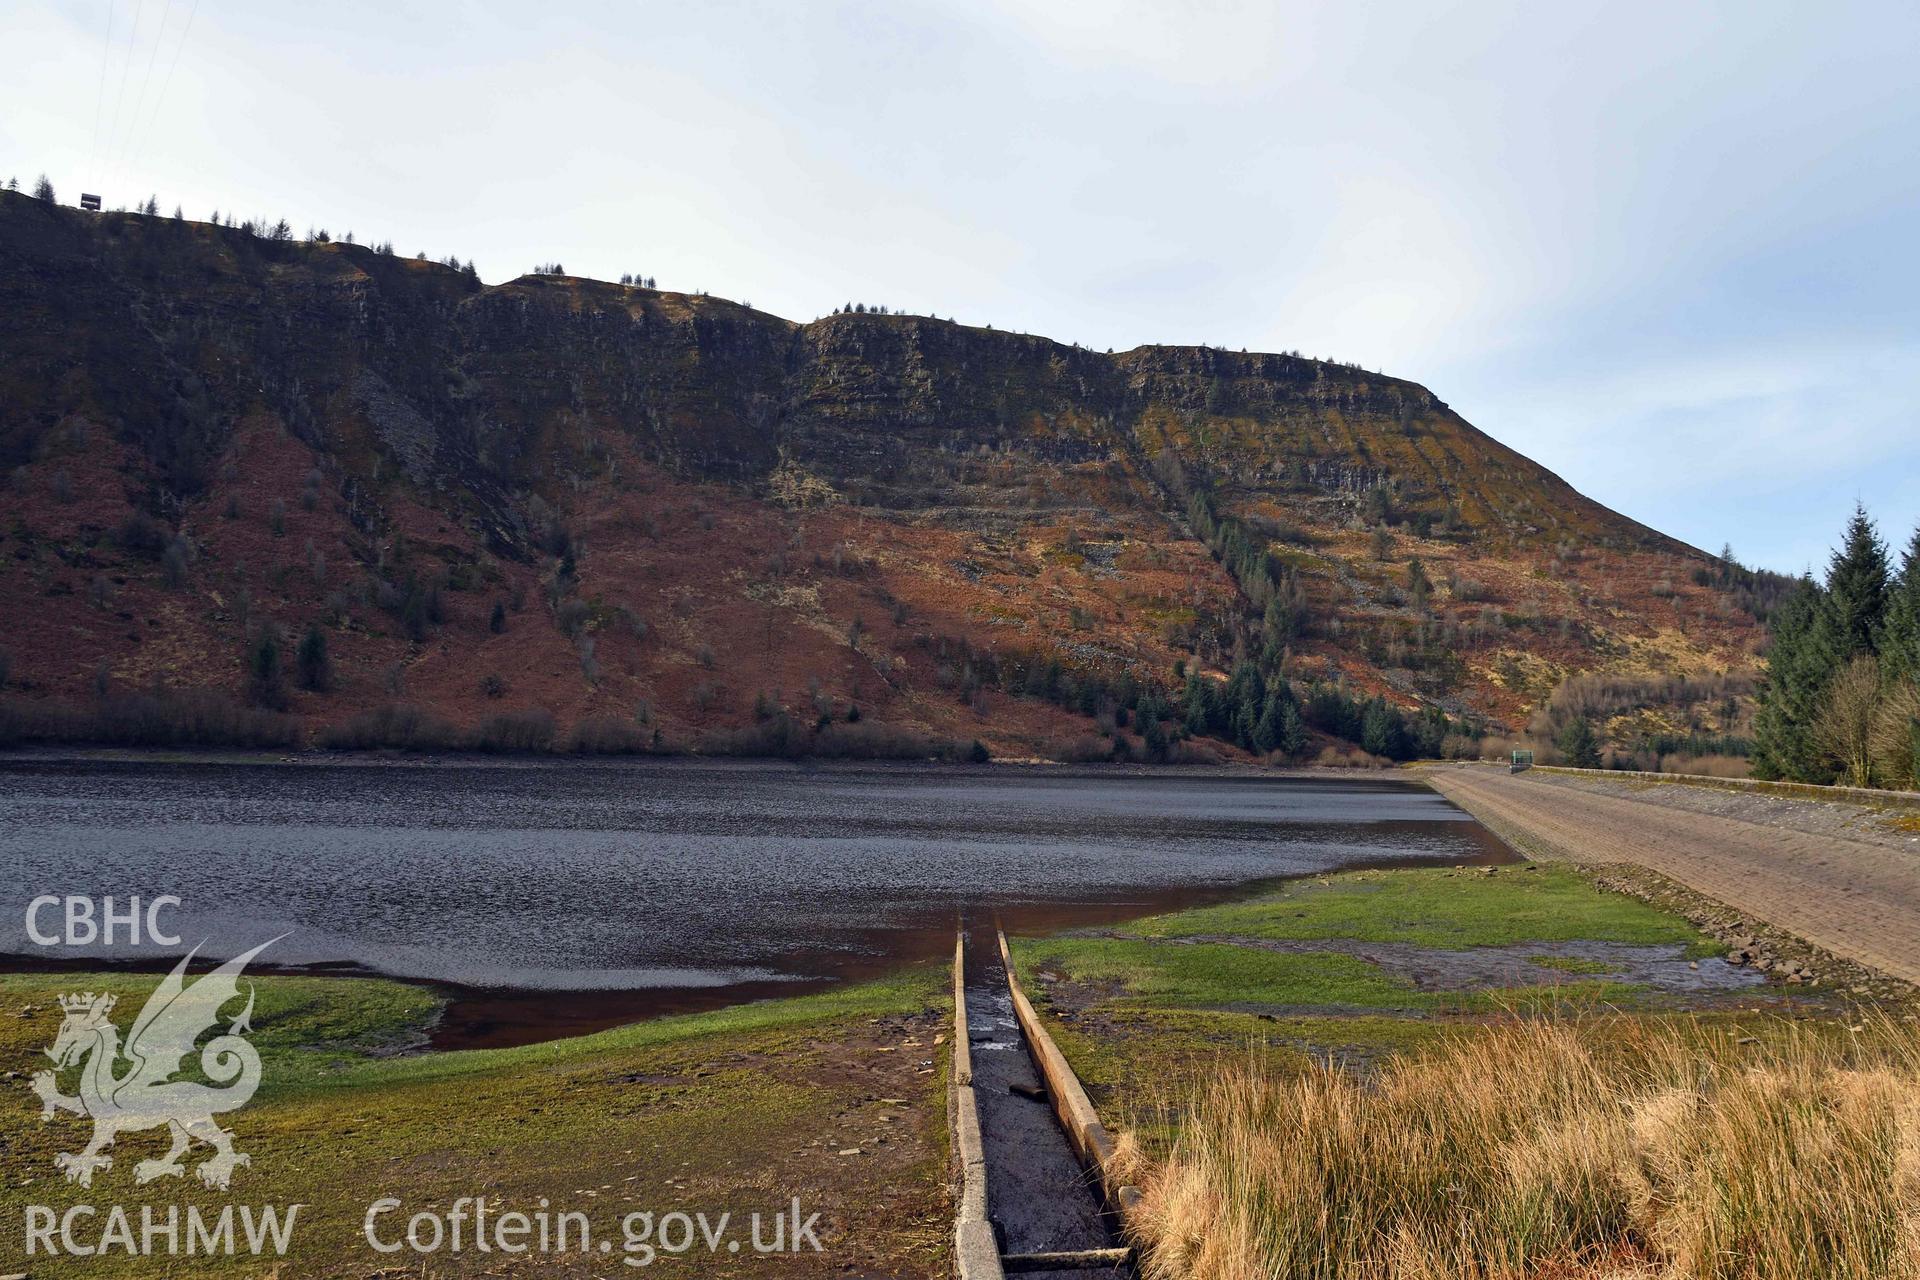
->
[1425,767,1920,986]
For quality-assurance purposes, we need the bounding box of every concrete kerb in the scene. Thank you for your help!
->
[1534,764,1920,807]
[1419,760,1920,810]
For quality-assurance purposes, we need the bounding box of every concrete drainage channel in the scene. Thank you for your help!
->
[949,925,1140,1279]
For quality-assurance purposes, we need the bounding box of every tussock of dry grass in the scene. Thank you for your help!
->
[1132,1017,1920,1280]
[1313,745,1392,769]
[1659,752,1753,778]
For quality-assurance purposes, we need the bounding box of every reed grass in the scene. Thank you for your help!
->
[1130,1016,1920,1279]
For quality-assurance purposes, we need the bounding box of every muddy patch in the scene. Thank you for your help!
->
[1113,933,1766,997]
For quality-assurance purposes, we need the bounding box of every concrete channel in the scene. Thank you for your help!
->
[950,924,1136,1279]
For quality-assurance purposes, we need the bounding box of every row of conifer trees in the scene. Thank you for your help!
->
[1751,506,1920,788]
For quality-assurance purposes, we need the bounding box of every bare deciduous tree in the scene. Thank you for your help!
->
[1813,656,1881,787]
[1870,678,1920,790]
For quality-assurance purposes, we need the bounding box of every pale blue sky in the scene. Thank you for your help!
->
[4,1,1916,572]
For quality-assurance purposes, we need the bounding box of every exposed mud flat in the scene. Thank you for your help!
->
[1126,933,1765,996]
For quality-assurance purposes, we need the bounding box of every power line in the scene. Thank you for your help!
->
[125,0,203,199]
[111,0,175,195]
[87,1,116,196]
[101,0,146,205]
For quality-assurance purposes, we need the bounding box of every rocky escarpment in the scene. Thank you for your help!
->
[0,191,1756,754]
[1,193,1665,552]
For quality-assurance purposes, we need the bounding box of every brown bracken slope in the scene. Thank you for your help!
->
[0,191,1762,756]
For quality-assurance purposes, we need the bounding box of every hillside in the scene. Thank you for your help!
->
[0,191,1764,760]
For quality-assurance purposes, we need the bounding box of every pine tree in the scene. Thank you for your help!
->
[1261,595,1296,652]
[246,627,288,710]
[1225,663,1265,748]
[1141,714,1168,760]
[1277,701,1308,758]
[1824,504,1890,659]
[296,624,332,692]
[1555,715,1601,768]
[1881,524,1920,686]
[1411,704,1450,758]
[1361,698,1396,757]
[1251,692,1277,755]
[1750,578,1837,781]
[1249,680,1301,756]
[1232,700,1256,748]
[1406,557,1431,613]
[32,174,54,202]
[1182,671,1210,736]
[1370,524,1393,561]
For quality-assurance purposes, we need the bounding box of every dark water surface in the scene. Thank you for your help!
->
[0,756,1509,1042]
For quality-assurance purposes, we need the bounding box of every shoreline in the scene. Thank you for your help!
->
[0,844,1518,1051]
[4,758,1506,1050]
[0,742,1405,779]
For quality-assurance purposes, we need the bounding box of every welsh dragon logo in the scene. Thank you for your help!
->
[28,939,277,1190]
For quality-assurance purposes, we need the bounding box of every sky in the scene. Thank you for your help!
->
[3,0,1916,574]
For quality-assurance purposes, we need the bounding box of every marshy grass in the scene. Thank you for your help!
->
[1129,1016,1920,1280]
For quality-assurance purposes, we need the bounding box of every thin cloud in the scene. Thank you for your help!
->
[2,0,1914,568]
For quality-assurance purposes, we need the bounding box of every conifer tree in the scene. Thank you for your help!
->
[1253,682,1299,755]
[296,624,332,692]
[1225,663,1265,748]
[1277,700,1308,759]
[1253,690,1283,754]
[1360,697,1398,757]
[1824,504,1890,659]
[246,627,288,710]
[1881,524,1920,686]
[1406,557,1431,612]
[1261,596,1295,655]
[1751,577,1836,781]
[1555,715,1601,768]
[1182,671,1210,737]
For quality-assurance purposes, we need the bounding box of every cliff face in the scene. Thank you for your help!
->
[0,191,1758,755]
